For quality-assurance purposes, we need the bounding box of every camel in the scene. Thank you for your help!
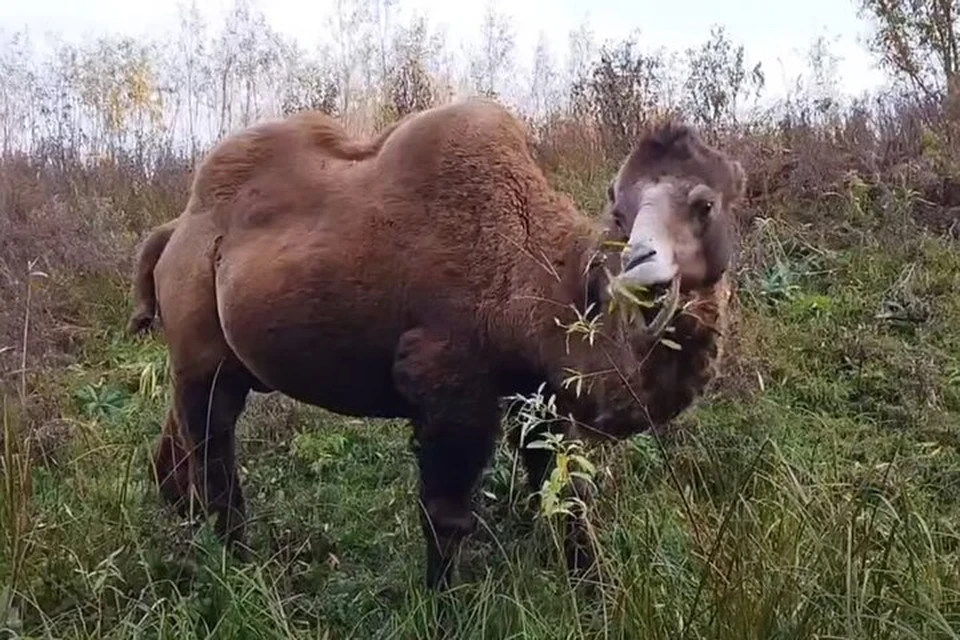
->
[127,98,746,590]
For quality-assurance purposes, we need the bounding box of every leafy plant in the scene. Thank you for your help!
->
[73,381,131,420]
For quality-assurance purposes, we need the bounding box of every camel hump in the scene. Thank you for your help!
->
[189,111,405,209]
[292,110,409,160]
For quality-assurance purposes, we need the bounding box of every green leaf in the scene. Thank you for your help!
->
[570,471,596,484]
[524,440,555,450]
[659,338,682,351]
[571,455,597,476]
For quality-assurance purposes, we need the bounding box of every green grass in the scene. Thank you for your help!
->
[2,205,960,639]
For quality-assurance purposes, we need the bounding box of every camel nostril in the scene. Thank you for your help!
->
[625,248,656,272]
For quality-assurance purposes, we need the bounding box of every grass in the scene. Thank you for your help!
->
[1,197,960,639]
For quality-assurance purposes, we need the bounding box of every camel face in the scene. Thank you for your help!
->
[603,123,745,295]
[573,123,745,441]
[615,179,731,290]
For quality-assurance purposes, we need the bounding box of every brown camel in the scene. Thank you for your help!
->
[127,99,745,589]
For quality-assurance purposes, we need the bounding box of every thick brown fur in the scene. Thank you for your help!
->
[127,112,407,336]
[131,99,745,589]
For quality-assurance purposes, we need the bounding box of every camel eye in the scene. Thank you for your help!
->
[687,184,716,219]
[694,199,714,219]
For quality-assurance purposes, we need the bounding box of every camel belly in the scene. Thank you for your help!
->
[213,232,411,419]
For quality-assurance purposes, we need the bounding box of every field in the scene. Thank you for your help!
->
[3,3,960,637]
[3,147,960,637]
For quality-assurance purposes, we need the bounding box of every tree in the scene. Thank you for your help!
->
[858,0,960,100]
[682,25,764,132]
[528,31,561,120]
[371,0,398,98]
[579,34,667,153]
[385,17,435,118]
[328,0,378,116]
[211,0,285,134]
[0,30,38,155]
[469,2,515,98]
[173,0,209,156]
[566,16,595,114]
[280,43,340,117]
[75,36,165,159]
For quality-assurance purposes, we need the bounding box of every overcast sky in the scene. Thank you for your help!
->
[2,0,888,100]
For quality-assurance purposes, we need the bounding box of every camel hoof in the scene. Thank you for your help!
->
[127,312,154,335]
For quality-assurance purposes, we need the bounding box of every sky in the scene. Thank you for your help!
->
[1,0,889,100]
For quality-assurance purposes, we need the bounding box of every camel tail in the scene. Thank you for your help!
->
[127,218,177,335]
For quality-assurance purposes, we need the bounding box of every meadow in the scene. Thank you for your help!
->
[2,3,960,637]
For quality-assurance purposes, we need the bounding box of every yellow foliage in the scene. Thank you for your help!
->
[77,38,164,137]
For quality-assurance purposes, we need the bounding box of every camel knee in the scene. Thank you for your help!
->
[421,496,476,541]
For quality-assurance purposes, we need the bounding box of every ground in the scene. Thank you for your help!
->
[2,186,960,639]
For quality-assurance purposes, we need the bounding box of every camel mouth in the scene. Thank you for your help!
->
[606,270,682,338]
[618,240,678,289]
[644,275,681,338]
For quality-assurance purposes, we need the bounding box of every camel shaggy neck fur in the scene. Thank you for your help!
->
[128,98,745,589]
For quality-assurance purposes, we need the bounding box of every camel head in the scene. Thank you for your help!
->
[599,121,745,334]
[565,121,746,439]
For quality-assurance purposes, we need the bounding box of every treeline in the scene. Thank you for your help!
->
[0,0,958,216]
[1,0,958,227]
[0,0,843,163]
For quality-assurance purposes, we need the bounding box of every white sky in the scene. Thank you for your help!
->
[1,0,889,100]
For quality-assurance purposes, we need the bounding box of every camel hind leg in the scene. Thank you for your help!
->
[169,363,252,552]
[150,215,256,552]
[151,370,251,537]
[152,408,192,513]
